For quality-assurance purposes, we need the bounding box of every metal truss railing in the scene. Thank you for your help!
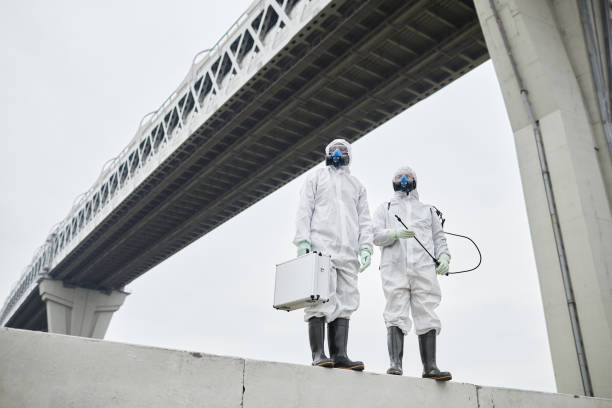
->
[1,0,328,326]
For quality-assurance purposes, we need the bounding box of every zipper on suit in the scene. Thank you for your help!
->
[331,169,347,256]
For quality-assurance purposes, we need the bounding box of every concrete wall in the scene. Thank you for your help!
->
[1,328,610,408]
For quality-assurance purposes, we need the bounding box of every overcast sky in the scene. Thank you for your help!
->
[0,0,555,393]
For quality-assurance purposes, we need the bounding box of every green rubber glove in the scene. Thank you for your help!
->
[359,247,372,273]
[436,253,451,275]
[388,229,415,240]
[297,240,311,257]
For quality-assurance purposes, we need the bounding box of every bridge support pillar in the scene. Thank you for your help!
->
[475,0,612,398]
[39,279,128,339]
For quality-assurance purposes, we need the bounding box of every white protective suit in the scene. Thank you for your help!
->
[373,166,449,336]
[294,139,373,323]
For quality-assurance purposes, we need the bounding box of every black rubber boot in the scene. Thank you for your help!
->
[308,317,332,367]
[386,326,404,375]
[418,329,452,381]
[328,318,364,371]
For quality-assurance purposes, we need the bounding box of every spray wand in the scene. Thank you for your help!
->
[394,214,482,275]
[394,215,439,266]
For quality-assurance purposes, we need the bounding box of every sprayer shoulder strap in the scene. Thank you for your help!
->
[430,205,445,228]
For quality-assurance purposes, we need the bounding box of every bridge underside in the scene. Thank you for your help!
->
[6,291,46,331]
[7,0,488,329]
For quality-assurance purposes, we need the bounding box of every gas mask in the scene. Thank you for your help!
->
[392,174,416,194]
[325,148,350,167]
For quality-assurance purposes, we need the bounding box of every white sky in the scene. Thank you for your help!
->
[0,0,555,393]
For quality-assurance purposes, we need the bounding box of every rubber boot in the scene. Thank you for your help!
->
[308,317,332,367]
[418,329,452,381]
[386,326,404,375]
[327,318,364,371]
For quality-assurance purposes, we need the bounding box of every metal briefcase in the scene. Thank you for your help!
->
[273,251,331,311]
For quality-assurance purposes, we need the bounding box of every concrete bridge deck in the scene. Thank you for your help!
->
[1,328,610,408]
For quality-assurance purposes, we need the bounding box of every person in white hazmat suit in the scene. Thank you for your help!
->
[294,139,373,371]
[373,166,452,381]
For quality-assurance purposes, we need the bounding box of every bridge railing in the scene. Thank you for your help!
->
[1,0,329,326]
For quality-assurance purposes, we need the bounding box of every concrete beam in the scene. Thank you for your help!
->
[39,279,128,338]
[1,328,611,408]
[474,0,612,398]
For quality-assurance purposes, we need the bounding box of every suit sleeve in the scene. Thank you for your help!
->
[293,173,317,246]
[373,203,396,247]
[357,184,373,252]
[431,207,450,259]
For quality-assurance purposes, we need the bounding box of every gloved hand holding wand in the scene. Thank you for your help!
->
[394,215,440,267]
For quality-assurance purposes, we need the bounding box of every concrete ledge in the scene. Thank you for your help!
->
[243,359,478,407]
[477,387,612,408]
[0,328,244,408]
[1,328,611,408]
